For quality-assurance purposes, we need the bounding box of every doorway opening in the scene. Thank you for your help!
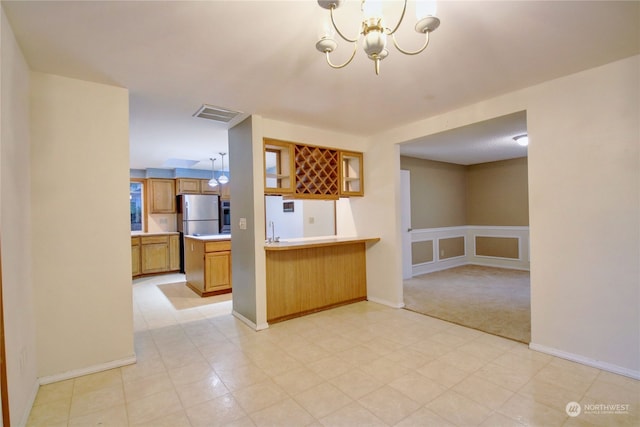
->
[398,111,531,343]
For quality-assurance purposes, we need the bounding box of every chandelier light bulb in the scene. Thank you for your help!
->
[416,0,437,20]
[362,0,383,18]
[363,27,387,57]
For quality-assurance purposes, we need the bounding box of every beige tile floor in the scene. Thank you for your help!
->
[28,274,639,426]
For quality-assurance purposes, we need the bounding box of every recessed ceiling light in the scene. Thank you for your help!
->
[513,134,529,146]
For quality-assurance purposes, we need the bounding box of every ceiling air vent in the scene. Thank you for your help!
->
[193,104,242,123]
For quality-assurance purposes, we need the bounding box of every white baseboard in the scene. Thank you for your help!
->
[38,355,137,385]
[19,378,40,427]
[367,296,405,309]
[232,310,269,331]
[529,342,640,380]
[467,261,530,272]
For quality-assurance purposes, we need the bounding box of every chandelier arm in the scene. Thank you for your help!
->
[325,42,358,69]
[386,0,408,35]
[391,30,431,56]
[330,5,359,43]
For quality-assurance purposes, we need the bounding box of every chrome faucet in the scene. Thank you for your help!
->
[267,221,279,243]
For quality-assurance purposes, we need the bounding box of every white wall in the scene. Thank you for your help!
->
[0,9,38,425]
[30,72,135,378]
[371,55,639,376]
[265,196,336,240]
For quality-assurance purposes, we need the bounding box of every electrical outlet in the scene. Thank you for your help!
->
[239,218,247,230]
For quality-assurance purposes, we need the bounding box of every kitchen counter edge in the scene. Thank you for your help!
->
[184,234,232,242]
[264,236,380,251]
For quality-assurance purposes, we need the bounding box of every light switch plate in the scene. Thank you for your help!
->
[239,218,247,230]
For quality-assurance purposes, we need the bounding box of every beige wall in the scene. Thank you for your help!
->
[466,157,529,226]
[439,237,465,259]
[399,157,466,228]
[0,10,38,425]
[401,156,528,229]
[30,72,134,377]
[370,55,639,375]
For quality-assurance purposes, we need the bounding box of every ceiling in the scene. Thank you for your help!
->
[3,1,638,169]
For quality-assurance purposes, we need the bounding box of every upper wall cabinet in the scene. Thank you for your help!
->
[147,179,176,213]
[263,138,364,198]
[339,151,364,197]
[176,178,201,194]
[176,178,220,196]
[264,138,295,195]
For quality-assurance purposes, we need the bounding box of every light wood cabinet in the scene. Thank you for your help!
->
[147,179,176,213]
[169,234,180,271]
[205,251,231,292]
[141,235,170,274]
[200,179,220,195]
[339,151,364,197]
[132,233,180,277]
[263,138,364,199]
[219,182,231,200]
[176,178,200,194]
[185,237,232,297]
[264,138,295,194]
[131,237,141,276]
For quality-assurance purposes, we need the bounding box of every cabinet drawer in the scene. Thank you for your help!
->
[141,235,170,245]
[131,236,141,246]
[205,240,231,252]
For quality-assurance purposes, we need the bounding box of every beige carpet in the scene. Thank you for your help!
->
[403,265,531,343]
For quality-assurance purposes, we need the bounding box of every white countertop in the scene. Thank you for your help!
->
[264,236,379,251]
[184,234,231,241]
[131,231,179,236]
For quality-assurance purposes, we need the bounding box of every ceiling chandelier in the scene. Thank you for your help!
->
[315,0,440,75]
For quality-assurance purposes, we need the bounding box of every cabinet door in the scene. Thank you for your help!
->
[219,183,231,200]
[169,235,180,271]
[200,179,220,195]
[131,238,141,276]
[176,178,200,194]
[148,179,176,213]
[264,138,295,194]
[141,241,170,274]
[339,151,364,197]
[205,251,231,291]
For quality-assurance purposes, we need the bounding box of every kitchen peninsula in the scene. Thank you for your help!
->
[265,236,379,323]
[184,234,232,297]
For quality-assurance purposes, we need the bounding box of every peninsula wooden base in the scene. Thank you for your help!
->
[265,238,378,323]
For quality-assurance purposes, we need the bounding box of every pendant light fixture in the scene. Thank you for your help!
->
[208,157,219,187]
[218,152,229,184]
[513,134,529,147]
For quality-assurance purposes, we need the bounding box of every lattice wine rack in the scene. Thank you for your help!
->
[294,144,339,198]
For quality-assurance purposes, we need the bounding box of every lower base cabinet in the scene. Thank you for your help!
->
[185,238,232,297]
[132,234,180,278]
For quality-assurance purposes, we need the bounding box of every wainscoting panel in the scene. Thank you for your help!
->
[411,226,530,275]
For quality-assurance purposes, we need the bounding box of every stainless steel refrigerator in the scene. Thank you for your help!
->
[177,194,220,236]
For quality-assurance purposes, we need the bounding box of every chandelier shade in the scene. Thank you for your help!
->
[316,0,440,75]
